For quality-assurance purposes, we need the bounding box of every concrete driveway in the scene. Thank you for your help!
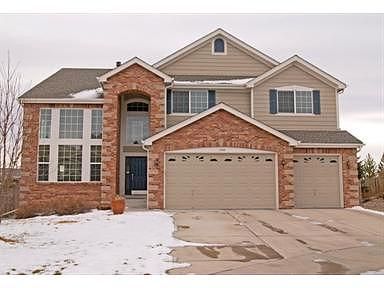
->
[167,209,384,274]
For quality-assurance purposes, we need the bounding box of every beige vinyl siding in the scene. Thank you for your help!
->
[165,153,276,209]
[216,89,251,116]
[159,40,272,77]
[166,114,191,128]
[166,88,251,127]
[253,64,338,130]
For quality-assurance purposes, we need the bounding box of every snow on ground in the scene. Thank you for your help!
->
[70,88,103,99]
[0,210,202,275]
[360,269,384,275]
[349,206,384,216]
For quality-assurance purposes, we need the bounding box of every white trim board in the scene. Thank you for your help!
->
[167,147,275,154]
[98,57,173,83]
[246,55,347,90]
[142,102,299,146]
[153,28,279,68]
[19,98,104,104]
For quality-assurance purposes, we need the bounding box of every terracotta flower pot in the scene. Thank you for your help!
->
[111,197,126,215]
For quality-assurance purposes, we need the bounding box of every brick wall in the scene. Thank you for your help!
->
[19,103,102,217]
[293,147,360,207]
[101,64,166,207]
[148,109,295,209]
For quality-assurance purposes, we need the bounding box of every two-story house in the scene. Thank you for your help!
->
[18,28,363,214]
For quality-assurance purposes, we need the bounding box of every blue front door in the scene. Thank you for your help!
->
[125,157,147,195]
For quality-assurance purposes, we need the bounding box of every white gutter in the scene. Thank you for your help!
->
[19,98,104,104]
[296,143,364,149]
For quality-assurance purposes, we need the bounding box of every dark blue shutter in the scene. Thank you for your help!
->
[269,89,277,114]
[313,90,321,114]
[208,90,216,108]
[166,89,172,114]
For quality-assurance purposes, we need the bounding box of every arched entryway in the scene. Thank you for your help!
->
[119,93,150,198]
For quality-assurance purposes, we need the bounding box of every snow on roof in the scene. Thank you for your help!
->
[70,87,103,99]
[173,78,255,86]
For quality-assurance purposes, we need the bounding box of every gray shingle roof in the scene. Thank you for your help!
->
[280,130,363,144]
[19,68,110,99]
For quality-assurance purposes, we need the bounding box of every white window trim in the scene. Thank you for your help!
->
[90,145,102,182]
[276,88,315,116]
[91,108,103,140]
[39,108,52,139]
[37,144,50,182]
[211,37,227,55]
[38,108,102,183]
[171,90,209,115]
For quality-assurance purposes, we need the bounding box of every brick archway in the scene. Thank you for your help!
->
[100,64,166,208]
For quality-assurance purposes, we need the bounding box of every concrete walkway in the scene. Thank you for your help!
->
[167,209,384,274]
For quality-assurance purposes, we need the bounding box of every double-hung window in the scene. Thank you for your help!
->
[90,145,101,181]
[172,90,208,114]
[277,89,313,114]
[38,145,50,181]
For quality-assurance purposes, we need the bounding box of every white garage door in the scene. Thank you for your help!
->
[165,153,277,209]
[294,155,342,208]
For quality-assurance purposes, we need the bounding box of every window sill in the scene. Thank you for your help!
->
[170,113,198,116]
[36,181,102,184]
[275,113,317,116]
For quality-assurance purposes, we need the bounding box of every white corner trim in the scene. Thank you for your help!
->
[167,147,275,154]
[19,98,104,104]
[98,57,173,83]
[153,28,279,68]
[142,103,299,146]
[250,88,254,118]
[246,55,347,90]
[296,143,364,148]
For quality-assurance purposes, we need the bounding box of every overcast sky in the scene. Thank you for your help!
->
[1,14,383,161]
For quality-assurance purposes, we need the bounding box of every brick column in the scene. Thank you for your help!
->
[101,88,121,208]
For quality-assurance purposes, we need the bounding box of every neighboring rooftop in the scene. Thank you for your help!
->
[280,130,363,145]
[19,68,110,99]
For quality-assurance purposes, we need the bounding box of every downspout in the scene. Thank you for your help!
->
[250,86,254,118]
[142,143,151,210]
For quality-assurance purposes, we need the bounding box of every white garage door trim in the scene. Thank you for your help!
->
[163,147,279,210]
[293,153,344,208]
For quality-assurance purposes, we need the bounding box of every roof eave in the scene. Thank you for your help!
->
[19,98,104,104]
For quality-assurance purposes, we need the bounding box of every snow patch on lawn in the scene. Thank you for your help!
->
[349,206,384,217]
[291,215,310,220]
[360,269,384,275]
[0,210,203,275]
[70,88,103,99]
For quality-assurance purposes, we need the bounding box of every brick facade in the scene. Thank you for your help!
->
[18,103,102,217]
[148,109,295,209]
[100,64,166,208]
[147,109,360,209]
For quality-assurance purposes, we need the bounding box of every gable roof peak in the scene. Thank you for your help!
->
[98,56,172,83]
[153,28,279,68]
[246,54,347,90]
